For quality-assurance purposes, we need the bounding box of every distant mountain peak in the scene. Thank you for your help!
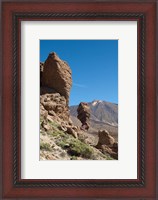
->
[92,100,103,106]
[70,100,118,127]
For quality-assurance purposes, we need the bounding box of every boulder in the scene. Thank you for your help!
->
[96,130,115,148]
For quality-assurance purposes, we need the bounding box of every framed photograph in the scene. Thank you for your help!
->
[1,0,157,199]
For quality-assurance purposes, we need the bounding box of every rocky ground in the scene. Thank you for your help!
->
[40,118,113,160]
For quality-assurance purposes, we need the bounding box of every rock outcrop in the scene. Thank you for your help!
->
[77,102,90,131]
[40,52,79,139]
[41,52,72,104]
[96,130,118,159]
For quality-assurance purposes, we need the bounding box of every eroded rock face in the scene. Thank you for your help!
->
[40,90,69,122]
[40,85,81,138]
[77,102,90,131]
[41,52,72,104]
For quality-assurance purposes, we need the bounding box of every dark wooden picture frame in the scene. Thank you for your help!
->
[1,1,157,199]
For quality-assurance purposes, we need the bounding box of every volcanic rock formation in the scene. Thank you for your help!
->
[77,102,90,131]
[41,52,72,104]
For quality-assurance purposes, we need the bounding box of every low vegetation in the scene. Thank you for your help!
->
[40,142,52,151]
[57,136,93,159]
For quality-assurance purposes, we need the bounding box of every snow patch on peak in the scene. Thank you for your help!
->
[92,101,98,106]
[92,100,103,106]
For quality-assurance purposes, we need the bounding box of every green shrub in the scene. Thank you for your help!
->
[70,155,77,160]
[69,140,93,158]
[78,134,87,143]
[48,129,66,138]
[40,142,52,151]
[57,136,94,159]
[48,120,59,128]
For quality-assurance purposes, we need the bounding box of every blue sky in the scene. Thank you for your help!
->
[40,40,118,106]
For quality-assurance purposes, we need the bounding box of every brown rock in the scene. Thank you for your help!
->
[47,115,56,123]
[43,102,56,111]
[111,142,118,153]
[41,52,72,104]
[58,123,78,138]
[101,145,118,159]
[77,102,90,131]
[96,130,115,148]
[95,130,118,159]
[40,104,48,119]
[59,125,67,132]
[66,126,78,138]
[41,121,51,131]
[55,104,64,113]
[48,110,56,117]
[40,92,70,122]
